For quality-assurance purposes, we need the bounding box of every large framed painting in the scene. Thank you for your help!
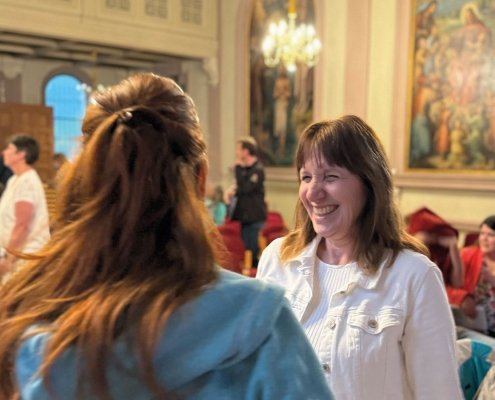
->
[248,0,316,167]
[406,0,495,183]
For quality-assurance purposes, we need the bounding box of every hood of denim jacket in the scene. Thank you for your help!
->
[16,268,286,399]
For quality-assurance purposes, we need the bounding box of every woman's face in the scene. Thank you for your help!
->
[299,154,366,243]
[479,224,495,256]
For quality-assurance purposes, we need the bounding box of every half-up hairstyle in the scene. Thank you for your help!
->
[0,73,218,400]
[280,115,427,274]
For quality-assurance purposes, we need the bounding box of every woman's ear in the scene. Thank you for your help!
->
[198,158,209,198]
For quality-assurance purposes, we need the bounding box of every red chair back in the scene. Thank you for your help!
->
[464,232,479,248]
[266,211,284,225]
[262,223,288,239]
[219,234,245,274]
[266,228,289,245]
[219,219,241,236]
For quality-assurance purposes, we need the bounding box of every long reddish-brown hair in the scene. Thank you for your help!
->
[0,73,218,400]
[281,115,427,273]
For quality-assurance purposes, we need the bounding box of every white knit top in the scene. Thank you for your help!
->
[301,258,357,351]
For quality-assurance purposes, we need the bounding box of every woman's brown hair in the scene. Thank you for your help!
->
[281,115,427,273]
[0,73,218,400]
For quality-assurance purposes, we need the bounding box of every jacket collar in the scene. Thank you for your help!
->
[290,236,389,290]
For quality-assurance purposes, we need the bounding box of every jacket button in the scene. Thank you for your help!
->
[368,319,378,329]
[322,363,331,373]
[327,319,336,329]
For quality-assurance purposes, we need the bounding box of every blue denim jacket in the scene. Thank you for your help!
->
[16,269,334,400]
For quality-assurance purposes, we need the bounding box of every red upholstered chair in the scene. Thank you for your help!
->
[215,225,255,276]
[266,228,289,245]
[219,234,246,274]
[266,211,284,225]
[263,224,288,241]
[218,219,241,236]
[464,232,479,248]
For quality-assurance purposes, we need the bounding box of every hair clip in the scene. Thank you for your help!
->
[116,108,133,124]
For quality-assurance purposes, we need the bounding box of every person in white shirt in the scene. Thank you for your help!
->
[257,115,463,400]
[0,134,50,283]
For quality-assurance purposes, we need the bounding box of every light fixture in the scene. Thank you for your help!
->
[76,82,109,94]
[75,51,111,102]
[262,0,321,72]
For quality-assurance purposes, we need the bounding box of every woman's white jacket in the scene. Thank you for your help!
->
[257,236,463,400]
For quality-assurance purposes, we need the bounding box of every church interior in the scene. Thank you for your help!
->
[1,1,495,398]
[0,0,491,241]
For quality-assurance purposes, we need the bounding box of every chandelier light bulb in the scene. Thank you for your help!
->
[269,23,277,36]
[287,63,296,72]
[278,20,287,35]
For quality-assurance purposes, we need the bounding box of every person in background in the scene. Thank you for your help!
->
[204,184,227,225]
[0,134,49,284]
[0,73,334,400]
[257,115,463,400]
[228,137,266,266]
[0,155,13,195]
[449,216,495,336]
[50,152,69,190]
[406,207,464,290]
[0,155,13,183]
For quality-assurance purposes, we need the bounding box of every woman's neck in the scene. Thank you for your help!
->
[317,236,355,266]
[12,164,32,176]
[485,252,495,271]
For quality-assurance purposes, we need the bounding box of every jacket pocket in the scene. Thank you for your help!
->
[346,309,404,399]
[347,310,401,335]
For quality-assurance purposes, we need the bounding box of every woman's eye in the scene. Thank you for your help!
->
[324,175,337,181]
[301,175,311,182]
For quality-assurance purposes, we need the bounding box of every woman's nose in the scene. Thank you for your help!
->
[306,180,324,200]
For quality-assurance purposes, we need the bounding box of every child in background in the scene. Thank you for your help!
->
[205,184,227,225]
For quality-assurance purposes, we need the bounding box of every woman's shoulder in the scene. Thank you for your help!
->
[150,270,293,386]
[196,269,288,335]
[263,236,285,254]
[388,249,441,281]
[460,245,482,259]
[214,268,285,299]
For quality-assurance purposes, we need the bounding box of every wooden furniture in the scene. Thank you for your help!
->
[0,103,54,182]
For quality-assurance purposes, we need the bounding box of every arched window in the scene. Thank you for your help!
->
[44,74,86,160]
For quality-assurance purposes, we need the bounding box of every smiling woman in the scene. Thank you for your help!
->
[448,215,495,337]
[298,161,366,264]
[257,115,464,400]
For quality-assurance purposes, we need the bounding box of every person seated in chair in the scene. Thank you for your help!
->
[406,207,464,291]
[449,216,495,337]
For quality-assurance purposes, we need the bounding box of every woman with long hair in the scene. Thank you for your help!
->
[257,115,462,399]
[0,73,333,400]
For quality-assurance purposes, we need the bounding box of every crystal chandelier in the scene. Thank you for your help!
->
[262,0,321,72]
